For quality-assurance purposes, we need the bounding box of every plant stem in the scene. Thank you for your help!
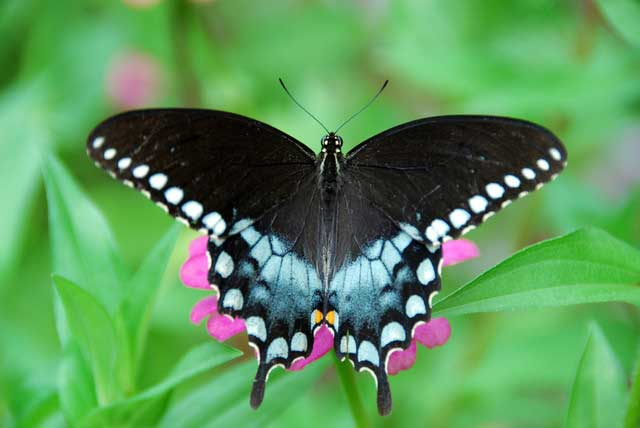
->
[333,354,369,428]
[170,0,202,107]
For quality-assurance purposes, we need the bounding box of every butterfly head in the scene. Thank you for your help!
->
[321,133,343,153]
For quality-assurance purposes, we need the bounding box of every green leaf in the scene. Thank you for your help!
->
[625,347,640,428]
[53,275,121,405]
[43,154,126,317]
[434,228,640,317]
[163,357,331,428]
[57,344,97,424]
[0,85,47,284]
[78,342,241,428]
[595,0,640,48]
[565,323,627,428]
[120,225,180,371]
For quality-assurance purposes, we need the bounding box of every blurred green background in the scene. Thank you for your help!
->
[1,0,640,427]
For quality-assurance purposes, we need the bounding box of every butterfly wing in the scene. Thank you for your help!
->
[87,109,316,236]
[327,176,442,416]
[346,115,567,245]
[330,115,567,415]
[87,109,323,407]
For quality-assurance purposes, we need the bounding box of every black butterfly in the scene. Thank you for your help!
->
[87,99,566,415]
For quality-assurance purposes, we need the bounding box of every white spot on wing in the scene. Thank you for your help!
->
[405,295,427,317]
[182,200,203,220]
[133,164,150,178]
[432,219,450,236]
[380,322,406,347]
[426,219,450,243]
[399,223,422,241]
[222,288,243,310]
[266,338,289,362]
[117,157,131,169]
[449,208,471,229]
[291,332,308,352]
[537,159,550,171]
[104,148,116,160]
[92,136,105,148]
[468,195,488,214]
[417,258,436,284]
[202,212,222,230]
[215,251,234,278]
[213,218,226,235]
[149,173,168,190]
[164,187,184,205]
[357,341,379,366]
[246,317,267,342]
[486,183,505,199]
[340,335,357,354]
[504,174,520,188]
[522,168,536,180]
[549,147,562,161]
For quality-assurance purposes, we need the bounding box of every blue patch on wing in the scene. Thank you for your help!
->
[327,230,442,415]
[207,223,322,408]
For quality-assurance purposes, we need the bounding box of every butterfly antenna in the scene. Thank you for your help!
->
[334,80,389,134]
[279,78,330,134]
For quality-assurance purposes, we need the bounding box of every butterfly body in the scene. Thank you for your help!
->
[87,108,566,416]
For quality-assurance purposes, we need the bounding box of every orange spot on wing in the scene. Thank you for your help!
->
[312,309,323,325]
[326,310,336,325]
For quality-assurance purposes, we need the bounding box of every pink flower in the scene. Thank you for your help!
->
[181,236,479,372]
[106,52,162,109]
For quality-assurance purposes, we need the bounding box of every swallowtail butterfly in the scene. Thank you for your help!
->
[87,90,566,415]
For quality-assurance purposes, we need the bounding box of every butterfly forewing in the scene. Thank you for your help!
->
[346,115,567,246]
[87,109,316,236]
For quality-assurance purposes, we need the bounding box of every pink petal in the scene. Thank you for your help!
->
[189,236,209,257]
[190,295,218,324]
[180,253,211,289]
[442,239,479,267]
[106,52,162,108]
[288,325,333,371]
[206,314,246,342]
[415,318,451,349]
[387,341,417,375]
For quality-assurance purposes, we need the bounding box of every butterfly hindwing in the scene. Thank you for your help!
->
[346,115,567,245]
[327,179,442,415]
[87,109,316,236]
[206,174,324,408]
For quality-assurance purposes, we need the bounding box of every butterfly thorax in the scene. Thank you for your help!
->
[317,133,345,208]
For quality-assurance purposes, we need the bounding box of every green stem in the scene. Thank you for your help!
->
[333,354,369,428]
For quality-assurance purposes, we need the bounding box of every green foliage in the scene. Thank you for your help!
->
[435,228,640,316]
[1,0,639,427]
[565,324,627,428]
[53,276,121,405]
[596,0,640,47]
[78,342,241,428]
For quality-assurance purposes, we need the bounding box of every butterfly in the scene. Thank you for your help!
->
[87,90,566,415]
